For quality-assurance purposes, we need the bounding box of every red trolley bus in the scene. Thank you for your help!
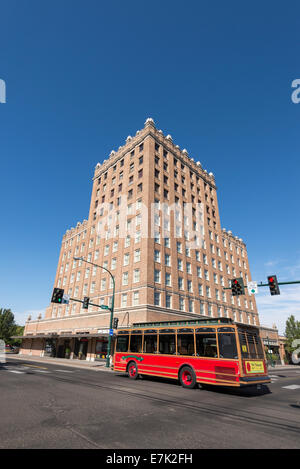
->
[113,318,270,388]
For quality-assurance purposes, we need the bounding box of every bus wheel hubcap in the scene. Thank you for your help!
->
[182,371,192,385]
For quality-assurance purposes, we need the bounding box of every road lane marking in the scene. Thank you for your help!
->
[54,370,74,373]
[282,385,300,390]
[31,370,50,373]
[23,364,48,370]
[7,370,24,374]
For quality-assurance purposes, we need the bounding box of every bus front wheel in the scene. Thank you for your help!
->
[179,366,196,389]
[127,361,139,380]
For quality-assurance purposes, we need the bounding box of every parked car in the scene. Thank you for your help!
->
[4,345,19,353]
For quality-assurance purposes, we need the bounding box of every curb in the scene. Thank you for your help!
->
[6,354,114,372]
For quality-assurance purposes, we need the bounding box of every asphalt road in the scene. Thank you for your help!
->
[0,357,300,449]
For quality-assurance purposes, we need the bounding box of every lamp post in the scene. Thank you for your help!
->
[74,257,115,368]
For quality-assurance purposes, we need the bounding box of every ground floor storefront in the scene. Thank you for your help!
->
[19,333,112,362]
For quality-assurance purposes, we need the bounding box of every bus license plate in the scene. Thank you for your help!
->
[245,361,264,373]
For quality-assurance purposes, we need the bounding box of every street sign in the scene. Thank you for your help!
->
[62,293,70,304]
[109,329,114,336]
[247,281,258,295]
[100,305,110,310]
[97,329,109,334]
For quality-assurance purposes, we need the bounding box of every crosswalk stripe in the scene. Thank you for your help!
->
[8,370,24,374]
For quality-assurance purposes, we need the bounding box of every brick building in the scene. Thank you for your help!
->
[19,118,260,361]
[259,324,286,364]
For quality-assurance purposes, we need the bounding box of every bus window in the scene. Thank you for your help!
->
[177,333,195,356]
[130,334,143,353]
[116,335,129,352]
[238,329,264,359]
[218,333,238,359]
[159,334,176,354]
[196,333,217,358]
[143,333,158,353]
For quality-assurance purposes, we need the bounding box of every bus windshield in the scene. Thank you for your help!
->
[238,327,264,359]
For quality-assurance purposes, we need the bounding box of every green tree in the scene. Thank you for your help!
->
[0,308,23,345]
[12,325,25,345]
[285,315,300,355]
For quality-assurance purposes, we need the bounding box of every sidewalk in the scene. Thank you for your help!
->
[267,364,299,370]
[6,353,113,372]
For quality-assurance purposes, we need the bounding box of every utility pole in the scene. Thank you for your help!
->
[73,257,115,368]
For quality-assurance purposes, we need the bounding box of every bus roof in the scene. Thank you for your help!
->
[132,318,234,328]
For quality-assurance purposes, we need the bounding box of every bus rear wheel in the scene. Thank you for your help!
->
[128,361,139,380]
[179,366,196,389]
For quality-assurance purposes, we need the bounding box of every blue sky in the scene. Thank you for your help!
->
[0,0,299,333]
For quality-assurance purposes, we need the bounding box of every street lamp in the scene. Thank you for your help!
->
[74,256,115,368]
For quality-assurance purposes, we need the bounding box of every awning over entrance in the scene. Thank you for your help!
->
[13,332,112,340]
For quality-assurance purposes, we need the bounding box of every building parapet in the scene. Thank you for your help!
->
[221,227,246,247]
[93,117,216,189]
[62,218,89,240]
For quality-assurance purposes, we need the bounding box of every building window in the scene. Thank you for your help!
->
[122,272,128,286]
[133,269,140,283]
[165,272,171,286]
[154,291,161,306]
[154,270,161,283]
[154,250,161,263]
[135,230,141,243]
[121,293,127,307]
[133,291,139,306]
[134,249,141,262]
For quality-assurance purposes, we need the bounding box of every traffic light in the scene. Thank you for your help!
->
[83,297,90,309]
[267,275,280,296]
[51,288,64,304]
[231,278,245,296]
[113,317,119,329]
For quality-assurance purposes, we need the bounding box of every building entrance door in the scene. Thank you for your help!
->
[74,338,88,360]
